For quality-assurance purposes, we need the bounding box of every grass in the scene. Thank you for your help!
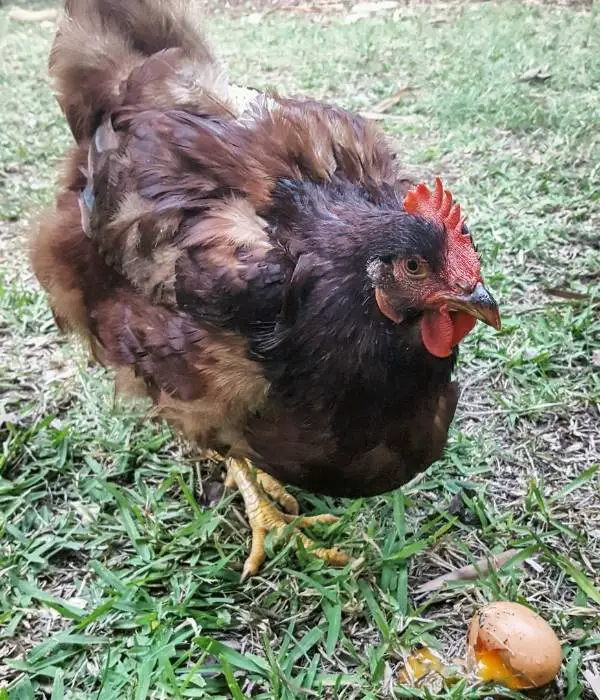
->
[1,1,599,698]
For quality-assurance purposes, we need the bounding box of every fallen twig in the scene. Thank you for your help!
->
[543,287,593,301]
[358,111,416,122]
[370,85,416,114]
[416,549,523,595]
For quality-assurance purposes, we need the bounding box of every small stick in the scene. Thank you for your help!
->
[416,549,522,595]
[543,287,592,301]
[370,85,416,114]
[358,111,416,122]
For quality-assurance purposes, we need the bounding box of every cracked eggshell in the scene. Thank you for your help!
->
[466,601,562,689]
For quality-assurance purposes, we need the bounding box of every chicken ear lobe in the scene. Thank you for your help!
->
[375,288,404,324]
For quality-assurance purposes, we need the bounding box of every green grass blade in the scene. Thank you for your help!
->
[194,637,270,676]
[220,657,246,700]
[323,601,342,656]
[51,669,65,700]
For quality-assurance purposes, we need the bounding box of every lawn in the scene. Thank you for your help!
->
[0,1,599,698]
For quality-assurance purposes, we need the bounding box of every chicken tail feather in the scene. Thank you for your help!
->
[51,0,226,142]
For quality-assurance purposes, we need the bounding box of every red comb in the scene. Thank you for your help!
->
[404,178,482,288]
[403,178,465,238]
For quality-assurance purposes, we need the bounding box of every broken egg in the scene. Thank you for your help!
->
[467,601,562,689]
[397,646,447,685]
[397,646,466,692]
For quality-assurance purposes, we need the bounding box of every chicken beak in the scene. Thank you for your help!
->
[445,282,501,330]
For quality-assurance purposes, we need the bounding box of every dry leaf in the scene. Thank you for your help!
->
[0,412,20,426]
[9,7,58,22]
[584,669,600,700]
[351,1,400,13]
[519,67,552,83]
[593,350,600,367]
[346,1,400,21]
[415,549,522,595]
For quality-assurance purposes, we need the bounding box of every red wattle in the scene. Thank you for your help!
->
[421,305,454,358]
[452,312,476,346]
[420,307,477,358]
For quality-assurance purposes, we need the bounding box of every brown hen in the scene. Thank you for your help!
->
[31,0,500,578]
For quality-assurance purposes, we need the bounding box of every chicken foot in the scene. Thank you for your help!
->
[225,464,300,517]
[225,458,349,580]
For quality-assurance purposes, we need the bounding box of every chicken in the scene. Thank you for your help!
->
[31,0,501,578]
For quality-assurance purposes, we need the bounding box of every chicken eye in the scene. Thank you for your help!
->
[404,258,428,279]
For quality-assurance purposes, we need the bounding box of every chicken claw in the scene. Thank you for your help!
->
[225,458,349,579]
[256,470,301,516]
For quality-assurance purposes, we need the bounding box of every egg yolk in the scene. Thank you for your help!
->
[475,649,530,690]
[398,647,446,684]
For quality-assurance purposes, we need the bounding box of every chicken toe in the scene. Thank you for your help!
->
[225,458,349,579]
[254,470,300,515]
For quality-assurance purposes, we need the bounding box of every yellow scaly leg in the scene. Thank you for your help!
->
[225,458,349,580]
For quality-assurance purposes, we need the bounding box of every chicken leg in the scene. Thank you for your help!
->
[225,458,349,580]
